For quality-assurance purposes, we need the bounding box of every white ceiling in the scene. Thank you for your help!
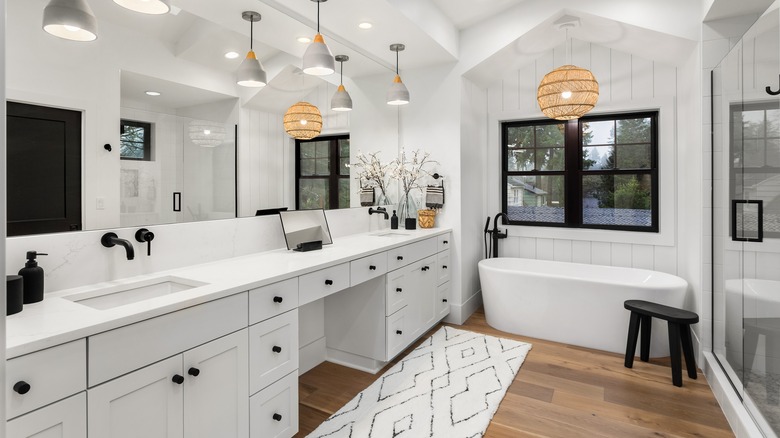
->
[120,71,237,110]
[431,0,525,29]
[705,0,775,21]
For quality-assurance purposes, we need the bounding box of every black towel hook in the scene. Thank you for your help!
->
[766,75,780,96]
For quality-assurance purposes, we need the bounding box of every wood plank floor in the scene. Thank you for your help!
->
[295,309,733,437]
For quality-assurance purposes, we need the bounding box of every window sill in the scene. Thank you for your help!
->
[505,223,674,247]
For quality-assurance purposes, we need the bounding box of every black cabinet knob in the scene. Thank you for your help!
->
[396,288,402,293]
[421,266,430,271]
[396,330,403,335]
[273,413,283,422]
[443,265,448,269]
[325,279,333,285]
[369,265,376,271]
[272,346,282,353]
[397,256,403,261]
[273,296,283,303]
[13,381,30,395]
[443,240,448,244]
[188,367,200,377]
[172,374,185,384]
[442,299,448,303]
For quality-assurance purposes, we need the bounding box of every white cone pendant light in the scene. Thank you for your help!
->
[331,55,353,112]
[387,44,409,105]
[302,0,335,76]
[43,0,98,42]
[237,11,268,88]
[113,0,170,15]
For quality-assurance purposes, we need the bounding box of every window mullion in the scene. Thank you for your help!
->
[564,119,580,225]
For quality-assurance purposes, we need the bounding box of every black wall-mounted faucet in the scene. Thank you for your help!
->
[101,232,135,260]
[484,213,509,258]
[135,228,155,256]
[368,206,389,219]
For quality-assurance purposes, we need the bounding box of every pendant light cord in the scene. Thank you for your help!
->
[340,61,344,85]
[396,50,399,75]
[317,1,320,33]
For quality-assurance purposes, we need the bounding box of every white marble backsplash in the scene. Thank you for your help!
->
[6,207,389,293]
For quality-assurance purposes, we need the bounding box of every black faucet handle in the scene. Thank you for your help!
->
[135,228,155,256]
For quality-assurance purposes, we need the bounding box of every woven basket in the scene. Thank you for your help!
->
[417,209,436,229]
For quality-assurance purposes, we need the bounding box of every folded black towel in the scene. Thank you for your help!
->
[425,185,444,208]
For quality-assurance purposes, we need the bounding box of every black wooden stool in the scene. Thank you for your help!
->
[624,300,699,387]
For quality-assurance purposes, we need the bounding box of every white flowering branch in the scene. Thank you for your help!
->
[348,151,392,198]
[390,148,438,202]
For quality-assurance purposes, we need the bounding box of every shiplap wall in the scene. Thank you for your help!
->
[486,40,680,275]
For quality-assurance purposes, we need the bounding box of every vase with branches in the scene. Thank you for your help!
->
[349,151,392,205]
[390,148,437,224]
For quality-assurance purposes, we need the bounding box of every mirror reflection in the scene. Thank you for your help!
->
[6,0,399,236]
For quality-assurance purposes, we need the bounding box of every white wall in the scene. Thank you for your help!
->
[1,0,7,425]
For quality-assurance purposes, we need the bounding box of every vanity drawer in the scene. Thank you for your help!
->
[249,310,299,396]
[249,370,299,438]
[88,293,248,387]
[249,278,298,325]
[386,237,438,271]
[386,306,410,361]
[437,282,451,320]
[437,233,451,253]
[6,339,86,420]
[298,263,350,305]
[7,392,86,438]
[350,252,388,286]
[437,250,451,284]
[386,269,408,316]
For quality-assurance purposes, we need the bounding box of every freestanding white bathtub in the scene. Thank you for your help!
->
[478,258,689,357]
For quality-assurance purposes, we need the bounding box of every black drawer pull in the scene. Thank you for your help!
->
[273,296,283,303]
[273,413,283,422]
[396,330,403,335]
[188,367,200,377]
[442,299,448,303]
[272,346,282,353]
[443,240,448,244]
[421,266,430,271]
[369,265,376,271]
[396,287,402,293]
[325,279,333,285]
[13,381,30,395]
[172,374,185,385]
[397,256,403,261]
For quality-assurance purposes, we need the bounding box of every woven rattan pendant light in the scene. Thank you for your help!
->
[284,101,322,140]
[537,18,598,120]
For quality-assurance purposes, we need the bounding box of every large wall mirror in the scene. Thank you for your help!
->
[6,0,400,236]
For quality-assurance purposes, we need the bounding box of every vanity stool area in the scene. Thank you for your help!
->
[5,229,452,438]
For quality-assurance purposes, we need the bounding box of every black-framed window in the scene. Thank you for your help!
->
[502,111,658,232]
[729,102,780,238]
[296,134,350,210]
[120,120,152,161]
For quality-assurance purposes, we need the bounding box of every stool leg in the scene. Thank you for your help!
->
[640,315,652,362]
[625,312,641,368]
[668,322,682,387]
[680,324,697,380]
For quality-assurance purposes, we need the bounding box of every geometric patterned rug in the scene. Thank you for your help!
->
[306,326,532,437]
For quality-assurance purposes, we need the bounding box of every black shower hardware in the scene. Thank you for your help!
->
[101,232,135,260]
[135,228,155,256]
[484,213,509,259]
[368,206,389,219]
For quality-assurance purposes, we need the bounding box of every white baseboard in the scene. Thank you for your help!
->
[444,290,482,325]
[299,336,327,375]
[326,348,385,374]
[702,352,764,437]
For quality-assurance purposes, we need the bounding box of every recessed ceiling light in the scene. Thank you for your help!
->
[145,91,161,96]
[224,51,240,59]
[297,36,312,43]
[358,22,373,29]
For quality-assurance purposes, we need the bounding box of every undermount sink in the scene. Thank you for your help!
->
[64,276,209,310]
[371,231,411,237]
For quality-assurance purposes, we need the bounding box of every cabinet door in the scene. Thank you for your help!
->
[88,356,183,438]
[249,371,298,438]
[7,392,86,438]
[184,330,249,438]
[437,282,451,320]
[417,256,439,334]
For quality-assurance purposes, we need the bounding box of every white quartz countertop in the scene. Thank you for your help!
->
[6,228,451,359]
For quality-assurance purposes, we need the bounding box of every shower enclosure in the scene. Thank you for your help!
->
[712,4,780,436]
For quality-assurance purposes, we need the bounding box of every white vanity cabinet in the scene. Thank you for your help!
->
[88,329,248,438]
[6,393,86,438]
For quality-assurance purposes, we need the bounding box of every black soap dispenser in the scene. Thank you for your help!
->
[19,251,47,304]
[391,210,399,230]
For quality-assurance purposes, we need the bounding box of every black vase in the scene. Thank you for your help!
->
[404,217,417,230]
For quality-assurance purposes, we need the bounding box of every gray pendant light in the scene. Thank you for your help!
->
[237,11,268,88]
[331,55,353,112]
[113,0,170,15]
[387,44,410,105]
[42,0,98,42]
[302,0,335,76]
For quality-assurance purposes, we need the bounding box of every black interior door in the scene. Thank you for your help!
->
[7,101,82,236]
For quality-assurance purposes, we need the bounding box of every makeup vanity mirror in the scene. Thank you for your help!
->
[6,0,400,236]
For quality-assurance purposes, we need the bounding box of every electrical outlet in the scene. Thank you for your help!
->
[96,197,105,210]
